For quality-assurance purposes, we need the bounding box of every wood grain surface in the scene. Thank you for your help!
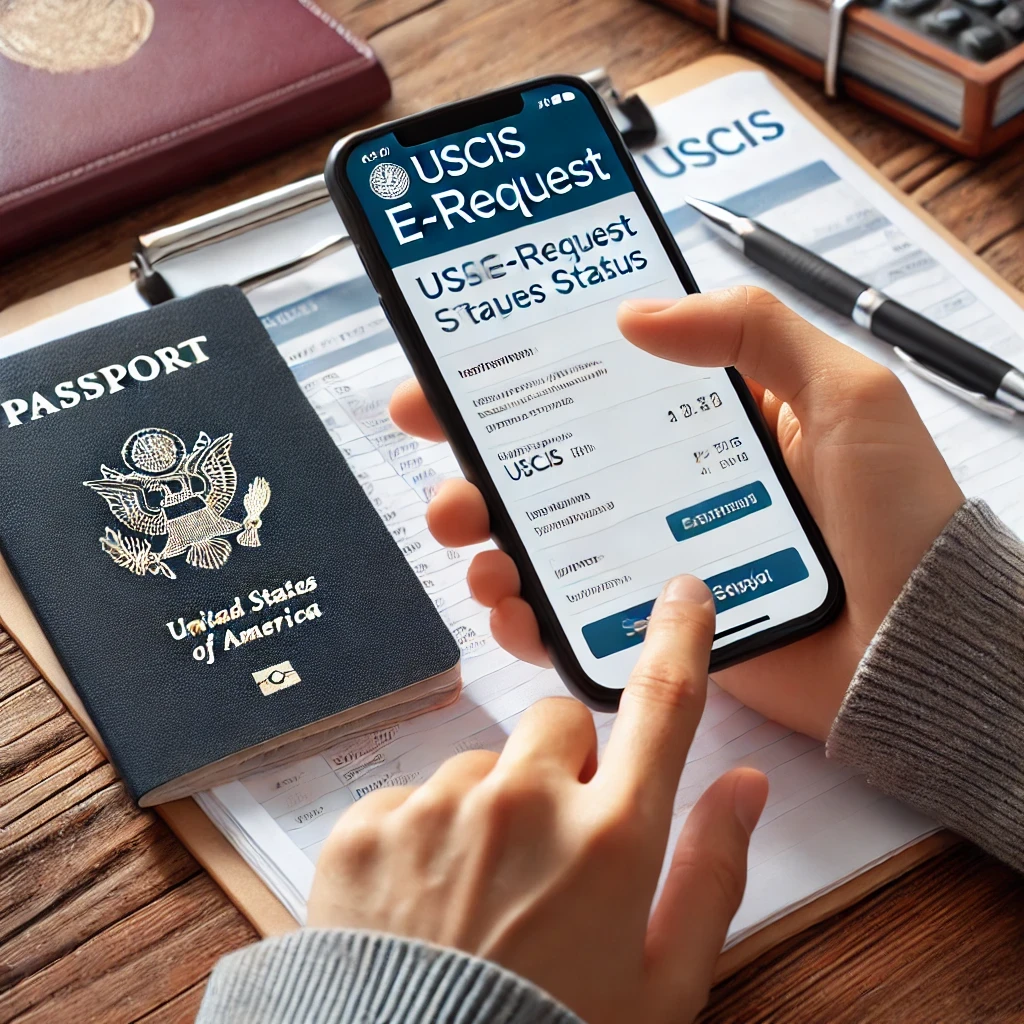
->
[2,1,1024,1020]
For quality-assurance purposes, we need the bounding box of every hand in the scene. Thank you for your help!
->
[310,576,769,1024]
[390,287,964,741]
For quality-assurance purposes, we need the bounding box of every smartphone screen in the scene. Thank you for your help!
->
[334,79,839,695]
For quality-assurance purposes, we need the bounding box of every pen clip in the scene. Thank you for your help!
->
[893,347,1017,420]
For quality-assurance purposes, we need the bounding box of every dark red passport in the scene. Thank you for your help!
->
[0,0,390,260]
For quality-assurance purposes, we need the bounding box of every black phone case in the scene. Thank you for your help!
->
[324,74,844,709]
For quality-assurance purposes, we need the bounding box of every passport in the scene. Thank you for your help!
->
[0,287,460,805]
[0,0,390,258]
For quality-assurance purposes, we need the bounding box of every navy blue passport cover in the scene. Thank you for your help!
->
[0,286,459,804]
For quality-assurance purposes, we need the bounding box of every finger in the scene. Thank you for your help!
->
[757,387,786,436]
[419,748,499,796]
[617,287,870,425]
[599,575,715,818]
[745,378,785,437]
[426,479,490,547]
[497,696,598,781]
[389,378,446,442]
[338,785,416,827]
[392,751,500,839]
[647,768,768,1011]
[737,372,791,442]
[741,373,766,410]
[490,596,551,666]
[467,549,521,607]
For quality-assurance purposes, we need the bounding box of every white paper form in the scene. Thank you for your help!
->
[194,65,1024,941]
[639,73,1024,534]
[7,71,1020,942]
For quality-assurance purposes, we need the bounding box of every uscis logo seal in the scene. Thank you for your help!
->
[368,162,410,200]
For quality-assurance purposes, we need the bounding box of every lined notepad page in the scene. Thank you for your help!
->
[4,71,1018,945]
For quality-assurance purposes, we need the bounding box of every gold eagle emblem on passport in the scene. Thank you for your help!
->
[83,428,271,580]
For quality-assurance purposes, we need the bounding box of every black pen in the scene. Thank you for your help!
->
[685,196,1024,420]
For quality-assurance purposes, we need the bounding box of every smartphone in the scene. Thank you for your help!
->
[325,75,843,708]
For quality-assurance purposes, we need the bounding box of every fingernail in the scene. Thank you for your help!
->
[659,574,713,607]
[621,298,677,314]
[733,771,769,836]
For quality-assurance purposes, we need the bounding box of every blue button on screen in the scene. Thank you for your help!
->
[704,547,808,613]
[666,481,771,542]
[581,597,657,660]
[581,547,809,659]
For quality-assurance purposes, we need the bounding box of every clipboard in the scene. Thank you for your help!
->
[0,52,1007,977]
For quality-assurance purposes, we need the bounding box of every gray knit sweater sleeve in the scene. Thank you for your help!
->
[828,498,1024,871]
[195,928,581,1024]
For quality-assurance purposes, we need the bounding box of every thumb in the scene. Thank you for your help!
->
[617,286,870,426]
[645,767,768,1017]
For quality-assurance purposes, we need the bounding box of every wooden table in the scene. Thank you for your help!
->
[3,1,1024,1020]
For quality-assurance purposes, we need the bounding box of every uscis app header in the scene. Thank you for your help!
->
[347,85,633,268]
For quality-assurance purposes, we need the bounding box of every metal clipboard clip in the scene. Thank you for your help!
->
[581,68,658,149]
[132,176,343,304]
[131,69,657,304]
[893,347,1017,420]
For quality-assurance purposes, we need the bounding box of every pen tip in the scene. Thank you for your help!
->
[685,196,719,216]
[684,197,746,241]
